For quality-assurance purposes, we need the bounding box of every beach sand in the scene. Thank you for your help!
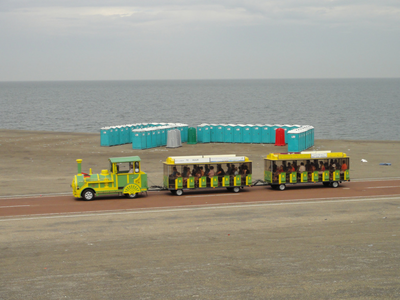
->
[1,129,399,196]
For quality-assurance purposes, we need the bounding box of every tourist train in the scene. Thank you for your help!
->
[71,151,350,200]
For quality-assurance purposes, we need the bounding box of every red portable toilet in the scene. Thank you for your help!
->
[275,128,286,146]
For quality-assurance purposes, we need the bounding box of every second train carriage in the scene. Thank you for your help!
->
[264,151,350,190]
[163,155,252,195]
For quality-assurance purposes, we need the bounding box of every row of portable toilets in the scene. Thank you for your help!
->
[100,123,314,152]
[100,123,188,148]
[196,124,314,152]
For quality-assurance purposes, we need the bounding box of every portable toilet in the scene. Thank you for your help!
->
[180,124,188,143]
[233,125,243,143]
[275,128,286,146]
[209,124,218,143]
[160,127,167,146]
[156,128,162,147]
[197,125,204,143]
[100,127,110,147]
[224,124,234,143]
[216,124,225,142]
[287,128,300,152]
[252,124,262,144]
[150,129,157,148]
[310,126,315,147]
[202,124,211,143]
[145,129,152,149]
[243,124,253,143]
[108,127,115,146]
[119,126,127,144]
[299,128,306,151]
[270,125,282,144]
[187,127,197,144]
[132,129,143,150]
[261,125,271,144]
[167,129,180,148]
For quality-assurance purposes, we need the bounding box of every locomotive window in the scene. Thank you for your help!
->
[116,162,130,173]
[135,161,140,173]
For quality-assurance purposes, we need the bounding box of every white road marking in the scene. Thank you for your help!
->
[367,186,399,189]
[185,194,240,198]
[0,205,31,208]
[1,195,400,222]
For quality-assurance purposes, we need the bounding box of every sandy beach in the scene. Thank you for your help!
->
[1,129,399,196]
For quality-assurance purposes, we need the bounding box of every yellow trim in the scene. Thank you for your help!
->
[266,152,348,160]
[164,155,252,165]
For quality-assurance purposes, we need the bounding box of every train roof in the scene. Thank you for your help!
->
[164,154,251,164]
[109,156,141,163]
[265,151,348,160]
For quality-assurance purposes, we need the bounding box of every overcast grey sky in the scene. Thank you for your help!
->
[1,0,399,81]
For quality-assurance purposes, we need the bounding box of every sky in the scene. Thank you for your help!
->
[1,0,400,81]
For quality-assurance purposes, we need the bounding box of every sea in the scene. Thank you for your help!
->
[0,78,399,141]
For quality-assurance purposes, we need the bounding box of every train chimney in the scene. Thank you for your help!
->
[76,159,82,174]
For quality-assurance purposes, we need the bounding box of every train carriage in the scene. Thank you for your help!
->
[264,151,350,190]
[163,155,252,195]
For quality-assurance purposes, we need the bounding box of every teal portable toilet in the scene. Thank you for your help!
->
[130,127,138,143]
[180,124,188,143]
[287,128,300,152]
[119,126,126,144]
[300,129,306,151]
[203,125,211,143]
[115,126,122,145]
[145,129,152,149]
[132,130,143,150]
[126,124,133,142]
[197,126,203,143]
[210,124,217,142]
[100,127,110,146]
[261,125,270,144]
[243,125,253,143]
[150,129,157,148]
[108,127,116,146]
[224,124,234,143]
[216,125,225,142]
[156,128,162,147]
[310,126,315,147]
[252,125,262,143]
[160,127,167,146]
[124,126,131,143]
[233,125,243,143]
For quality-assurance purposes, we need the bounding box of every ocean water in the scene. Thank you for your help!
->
[0,78,399,140]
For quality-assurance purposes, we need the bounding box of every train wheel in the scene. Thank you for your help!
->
[278,184,286,191]
[232,186,240,193]
[226,187,233,192]
[82,189,95,201]
[175,189,183,196]
[170,190,176,195]
[125,193,137,198]
[332,181,339,188]
[323,182,330,187]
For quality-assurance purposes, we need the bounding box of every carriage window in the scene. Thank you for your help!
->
[135,161,140,173]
